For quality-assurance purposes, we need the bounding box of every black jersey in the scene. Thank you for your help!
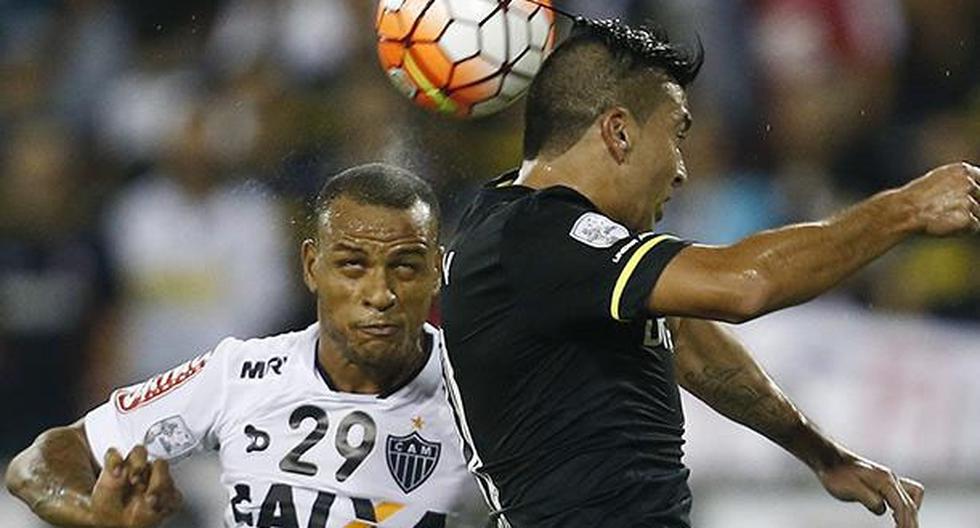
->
[440,173,695,528]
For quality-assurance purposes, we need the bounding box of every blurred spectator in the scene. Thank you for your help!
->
[658,114,788,244]
[94,45,201,164]
[897,0,979,118]
[51,0,133,132]
[753,0,908,208]
[0,120,117,457]
[0,0,978,524]
[104,108,294,383]
[207,0,357,81]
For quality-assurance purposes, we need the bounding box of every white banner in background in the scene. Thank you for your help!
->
[682,299,980,481]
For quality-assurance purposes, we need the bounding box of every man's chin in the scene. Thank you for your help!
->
[350,340,400,363]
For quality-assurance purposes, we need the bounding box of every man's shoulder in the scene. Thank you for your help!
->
[458,183,596,239]
[502,187,633,251]
[215,324,317,379]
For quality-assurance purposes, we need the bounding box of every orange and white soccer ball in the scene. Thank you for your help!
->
[377,0,557,118]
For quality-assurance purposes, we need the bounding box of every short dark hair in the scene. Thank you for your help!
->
[312,163,440,237]
[523,18,704,160]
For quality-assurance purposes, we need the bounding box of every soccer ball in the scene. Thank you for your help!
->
[376,0,556,118]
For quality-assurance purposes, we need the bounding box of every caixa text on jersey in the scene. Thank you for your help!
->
[230,481,449,528]
[114,352,212,413]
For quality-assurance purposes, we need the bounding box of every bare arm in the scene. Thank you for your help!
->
[672,318,840,469]
[5,423,181,528]
[651,162,980,322]
[5,422,100,527]
[670,317,924,528]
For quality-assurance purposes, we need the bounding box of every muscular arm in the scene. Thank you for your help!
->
[670,318,842,470]
[651,163,980,323]
[5,422,180,528]
[670,318,924,527]
[5,421,101,527]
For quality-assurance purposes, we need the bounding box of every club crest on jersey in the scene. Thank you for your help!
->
[569,212,630,248]
[114,352,211,413]
[386,431,441,494]
[144,416,197,460]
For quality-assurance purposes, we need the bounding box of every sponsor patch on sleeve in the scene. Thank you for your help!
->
[114,351,212,413]
[144,416,198,460]
[569,212,630,248]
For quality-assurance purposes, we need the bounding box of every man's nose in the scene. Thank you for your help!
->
[362,269,397,311]
[673,160,688,188]
[672,171,687,188]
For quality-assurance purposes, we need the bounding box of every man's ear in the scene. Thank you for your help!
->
[433,245,445,296]
[600,107,632,164]
[301,238,319,294]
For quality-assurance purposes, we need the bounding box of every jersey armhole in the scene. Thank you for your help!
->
[205,337,238,449]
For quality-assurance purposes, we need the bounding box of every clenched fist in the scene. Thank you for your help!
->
[89,446,182,528]
[899,162,980,236]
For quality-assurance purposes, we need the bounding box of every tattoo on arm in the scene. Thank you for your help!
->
[673,318,845,472]
[682,365,800,446]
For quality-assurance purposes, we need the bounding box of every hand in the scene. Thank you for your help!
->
[816,451,924,528]
[899,162,980,236]
[89,446,182,528]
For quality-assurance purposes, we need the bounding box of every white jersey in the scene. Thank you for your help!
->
[85,323,487,528]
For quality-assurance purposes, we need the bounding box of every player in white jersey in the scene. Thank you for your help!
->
[6,164,487,528]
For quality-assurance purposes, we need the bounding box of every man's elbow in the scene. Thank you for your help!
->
[5,449,31,501]
[717,270,775,324]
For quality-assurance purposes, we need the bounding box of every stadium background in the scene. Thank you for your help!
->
[1,0,978,526]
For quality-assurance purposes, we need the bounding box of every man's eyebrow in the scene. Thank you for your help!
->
[390,245,428,256]
[329,242,367,253]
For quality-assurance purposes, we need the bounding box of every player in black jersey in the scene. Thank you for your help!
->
[441,17,979,528]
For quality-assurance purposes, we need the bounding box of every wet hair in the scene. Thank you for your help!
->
[523,17,704,160]
[312,163,440,236]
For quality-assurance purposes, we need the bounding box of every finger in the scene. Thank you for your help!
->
[93,448,128,506]
[845,480,887,516]
[146,459,182,513]
[900,477,925,510]
[964,162,980,181]
[878,476,916,528]
[968,196,980,222]
[124,445,150,490]
[893,476,919,528]
[968,177,980,200]
[103,447,125,480]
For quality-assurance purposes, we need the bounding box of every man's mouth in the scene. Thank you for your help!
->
[356,323,401,338]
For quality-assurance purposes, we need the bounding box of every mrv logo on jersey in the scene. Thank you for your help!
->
[240,357,288,379]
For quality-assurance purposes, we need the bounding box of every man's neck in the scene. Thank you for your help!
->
[517,158,648,231]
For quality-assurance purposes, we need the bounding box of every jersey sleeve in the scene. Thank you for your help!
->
[84,337,238,466]
[502,193,691,331]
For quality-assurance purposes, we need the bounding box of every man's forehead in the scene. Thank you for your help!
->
[319,198,435,246]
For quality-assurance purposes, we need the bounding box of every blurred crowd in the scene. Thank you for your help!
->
[0,0,977,460]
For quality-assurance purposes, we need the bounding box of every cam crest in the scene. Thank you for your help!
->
[386,431,441,494]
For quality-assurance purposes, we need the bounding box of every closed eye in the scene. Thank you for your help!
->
[336,258,366,270]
